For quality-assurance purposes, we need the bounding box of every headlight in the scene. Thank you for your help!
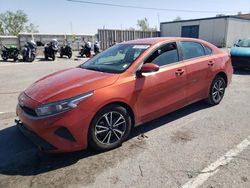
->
[35,91,94,117]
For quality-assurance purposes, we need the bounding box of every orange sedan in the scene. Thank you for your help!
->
[16,37,233,152]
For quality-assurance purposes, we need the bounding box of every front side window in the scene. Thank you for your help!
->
[81,44,150,73]
[180,41,205,60]
[145,42,179,66]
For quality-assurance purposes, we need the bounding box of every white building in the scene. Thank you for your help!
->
[160,15,250,47]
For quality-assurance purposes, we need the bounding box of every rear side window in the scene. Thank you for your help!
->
[180,41,206,60]
[145,42,179,67]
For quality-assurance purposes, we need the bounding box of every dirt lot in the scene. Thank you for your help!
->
[0,55,250,188]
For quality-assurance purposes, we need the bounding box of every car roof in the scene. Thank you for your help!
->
[122,37,205,45]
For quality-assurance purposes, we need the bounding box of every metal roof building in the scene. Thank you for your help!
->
[160,15,250,47]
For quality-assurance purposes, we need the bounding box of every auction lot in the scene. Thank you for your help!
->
[0,56,250,188]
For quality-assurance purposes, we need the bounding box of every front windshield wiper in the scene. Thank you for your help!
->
[83,66,101,72]
[81,65,121,74]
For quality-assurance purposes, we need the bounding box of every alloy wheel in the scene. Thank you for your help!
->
[212,79,225,103]
[94,111,126,145]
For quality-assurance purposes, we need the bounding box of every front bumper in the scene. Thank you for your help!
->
[16,103,93,153]
[16,119,56,151]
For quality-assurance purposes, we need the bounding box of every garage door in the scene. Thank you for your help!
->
[181,25,199,38]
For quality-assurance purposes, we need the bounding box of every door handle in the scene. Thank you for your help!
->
[175,69,185,76]
[208,60,215,66]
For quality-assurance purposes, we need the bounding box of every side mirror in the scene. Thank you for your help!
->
[139,63,159,73]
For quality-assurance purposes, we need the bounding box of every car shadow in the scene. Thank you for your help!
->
[233,68,250,75]
[0,101,209,176]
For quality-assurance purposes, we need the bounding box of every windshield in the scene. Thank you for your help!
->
[237,39,250,47]
[81,44,150,73]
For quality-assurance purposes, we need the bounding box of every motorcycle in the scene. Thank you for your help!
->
[44,39,59,61]
[94,42,100,56]
[79,43,91,58]
[1,45,19,62]
[22,41,37,62]
[60,44,72,58]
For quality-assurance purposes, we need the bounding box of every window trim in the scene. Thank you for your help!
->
[135,41,182,73]
[202,44,214,56]
[179,40,209,62]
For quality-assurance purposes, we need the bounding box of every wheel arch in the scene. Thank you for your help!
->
[216,71,228,87]
[100,101,136,128]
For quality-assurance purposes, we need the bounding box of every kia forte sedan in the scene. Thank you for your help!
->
[16,37,233,152]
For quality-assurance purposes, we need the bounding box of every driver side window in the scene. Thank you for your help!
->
[145,42,179,66]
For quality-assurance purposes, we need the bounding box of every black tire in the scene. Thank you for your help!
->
[52,54,55,61]
[29,54,35,62]
[89,105,132,151]
[13,56,18,62]
[206,75,226,105]
[68,53,72,59]
[60,53,63,58]
[2,55,8,61]
[44,53,48,60]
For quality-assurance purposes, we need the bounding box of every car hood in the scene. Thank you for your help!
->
[230,47,250,57]
[24,67,119,104]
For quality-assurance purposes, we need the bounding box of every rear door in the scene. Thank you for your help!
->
[135,42,188,122]
[179,41,212,103]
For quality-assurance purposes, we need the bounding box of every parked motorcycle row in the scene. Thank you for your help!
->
[1,39,100,62]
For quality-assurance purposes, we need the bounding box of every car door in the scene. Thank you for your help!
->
[134,42,188,123]
[179,41,212,104]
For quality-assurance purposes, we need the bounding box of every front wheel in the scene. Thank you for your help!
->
[51,53,56,61]
[13,56,18,62]
[68,52,72,59]
[206,76,226,105]
[89,105,132,151]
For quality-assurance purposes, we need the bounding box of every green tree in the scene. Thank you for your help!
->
[173,16,182,21]
[137,17,157,31]
[0,10,38,35]
[0,22,3,34]
[137,18,150,31]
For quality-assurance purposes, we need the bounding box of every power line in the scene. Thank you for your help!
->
[67,0,241,14]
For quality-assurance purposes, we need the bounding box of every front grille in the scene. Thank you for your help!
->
[20,105,37,117]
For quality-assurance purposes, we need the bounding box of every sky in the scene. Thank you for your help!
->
[0,0,250,35]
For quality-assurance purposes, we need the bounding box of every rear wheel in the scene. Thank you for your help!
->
[89,105,132,151]
[206,76,226,105]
